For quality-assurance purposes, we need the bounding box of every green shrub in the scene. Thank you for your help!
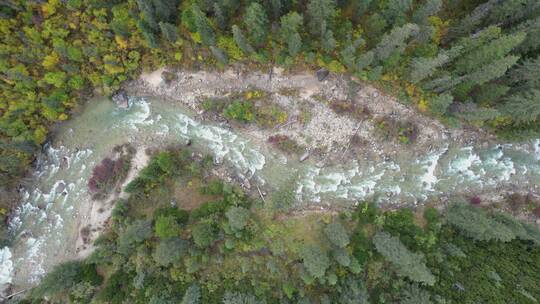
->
[155,215,182,238]
[192,221,219,248]
[223,100,255,122]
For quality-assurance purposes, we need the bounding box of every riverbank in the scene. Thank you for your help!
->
[128,67,497,166]
[2,68,540,299]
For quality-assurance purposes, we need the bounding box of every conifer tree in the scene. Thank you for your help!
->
[372,231,436,286]
[409,46,463,83]
[383,0,412,26]
[244,2,269,46]
[412,0,442,25]
[453,32,526,74]
[306,0,336,37]
[158,22,178,42]
[501,89,540,124]
[374,23,419,63]
[280,12,303,57]
[210,46,229,65]
[193,4,216,46]
[232,25,255,55]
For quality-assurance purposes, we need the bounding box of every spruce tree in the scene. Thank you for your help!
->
[280,12,303,57]
[506,55,540,91]
[412,0,442,25]
[372,231,436,286]
[158,22,178,42]
[232,25,255,55]
[193,4,216,46]
[244,2,269,46]
[210,46,229,65]
[374,23,419,63]
[409,46,463,83]
[306,0,336,37]
[501,89,540,124]
[453,32,526,74]
[465,55,520,87]
[383,0,412,26]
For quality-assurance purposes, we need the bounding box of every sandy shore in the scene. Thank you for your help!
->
[74,147,149,258]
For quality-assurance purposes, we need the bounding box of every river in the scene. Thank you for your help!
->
[1,94,539,294]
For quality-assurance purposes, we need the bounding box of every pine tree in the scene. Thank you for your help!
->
[301,244,330,279]
[501,89,540,124]
[306,0,336,37]
[193,4,216,46]
[466,55,520,87]
[444,0,500,42]
[324,222,350,248]
[181,284,201,304]
[321,27,337,53]
[506,55,540,91]
[409,45,463,83]
[354,0,372,18]
[446,203,518,242]
[383,0,412,26]
[159,22,178,42]
[453,32,526,74]
[244,2,269,46]
[513,16,540,55]
[356,51,374,71]
[485,0,540,28]
[232,25,255,55]
[213,3,227,30]
[210,46,229,65]
[280,11,303,57]
[412,0,442,25]
[473,83,510,104]
[429,93,453,115]
[374,23,419,63]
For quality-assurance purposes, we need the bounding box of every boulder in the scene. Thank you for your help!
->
[161,70,177,84]
[112,90,129,109]
[316,68,329,81]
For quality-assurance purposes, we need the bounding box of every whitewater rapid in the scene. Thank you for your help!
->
[2,96,539,293]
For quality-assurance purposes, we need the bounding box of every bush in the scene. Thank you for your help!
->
[324,221,350,248]
[154,207,189,225]
[117,219,153,254]
[88,156,129,199]
[223,100,255,122]
[225,206,250,233]
[267,135,304,154]
[300,244,330,279]
[31,261,102,298]
[153,237,189,266]
[192,221,219,248]
[190,200,228,220]
[155,215,182,238]
[98,271,131,304]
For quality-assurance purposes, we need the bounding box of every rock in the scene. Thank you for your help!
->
[161,70,177,84]
[300,151,310,162]
[316,68,329,81]
[112,89,129,109]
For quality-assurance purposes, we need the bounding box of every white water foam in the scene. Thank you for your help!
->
[174,113,266,177]
[448,147,482,180]
[0,247,13,286]
[418,147,447,191]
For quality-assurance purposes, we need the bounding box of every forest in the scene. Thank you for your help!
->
[19,149,540,303]
[1,0,540,302]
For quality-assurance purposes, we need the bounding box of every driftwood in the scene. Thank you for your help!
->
[256,185,266,204]
[2,288,29,300]
[340,123,362,159]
